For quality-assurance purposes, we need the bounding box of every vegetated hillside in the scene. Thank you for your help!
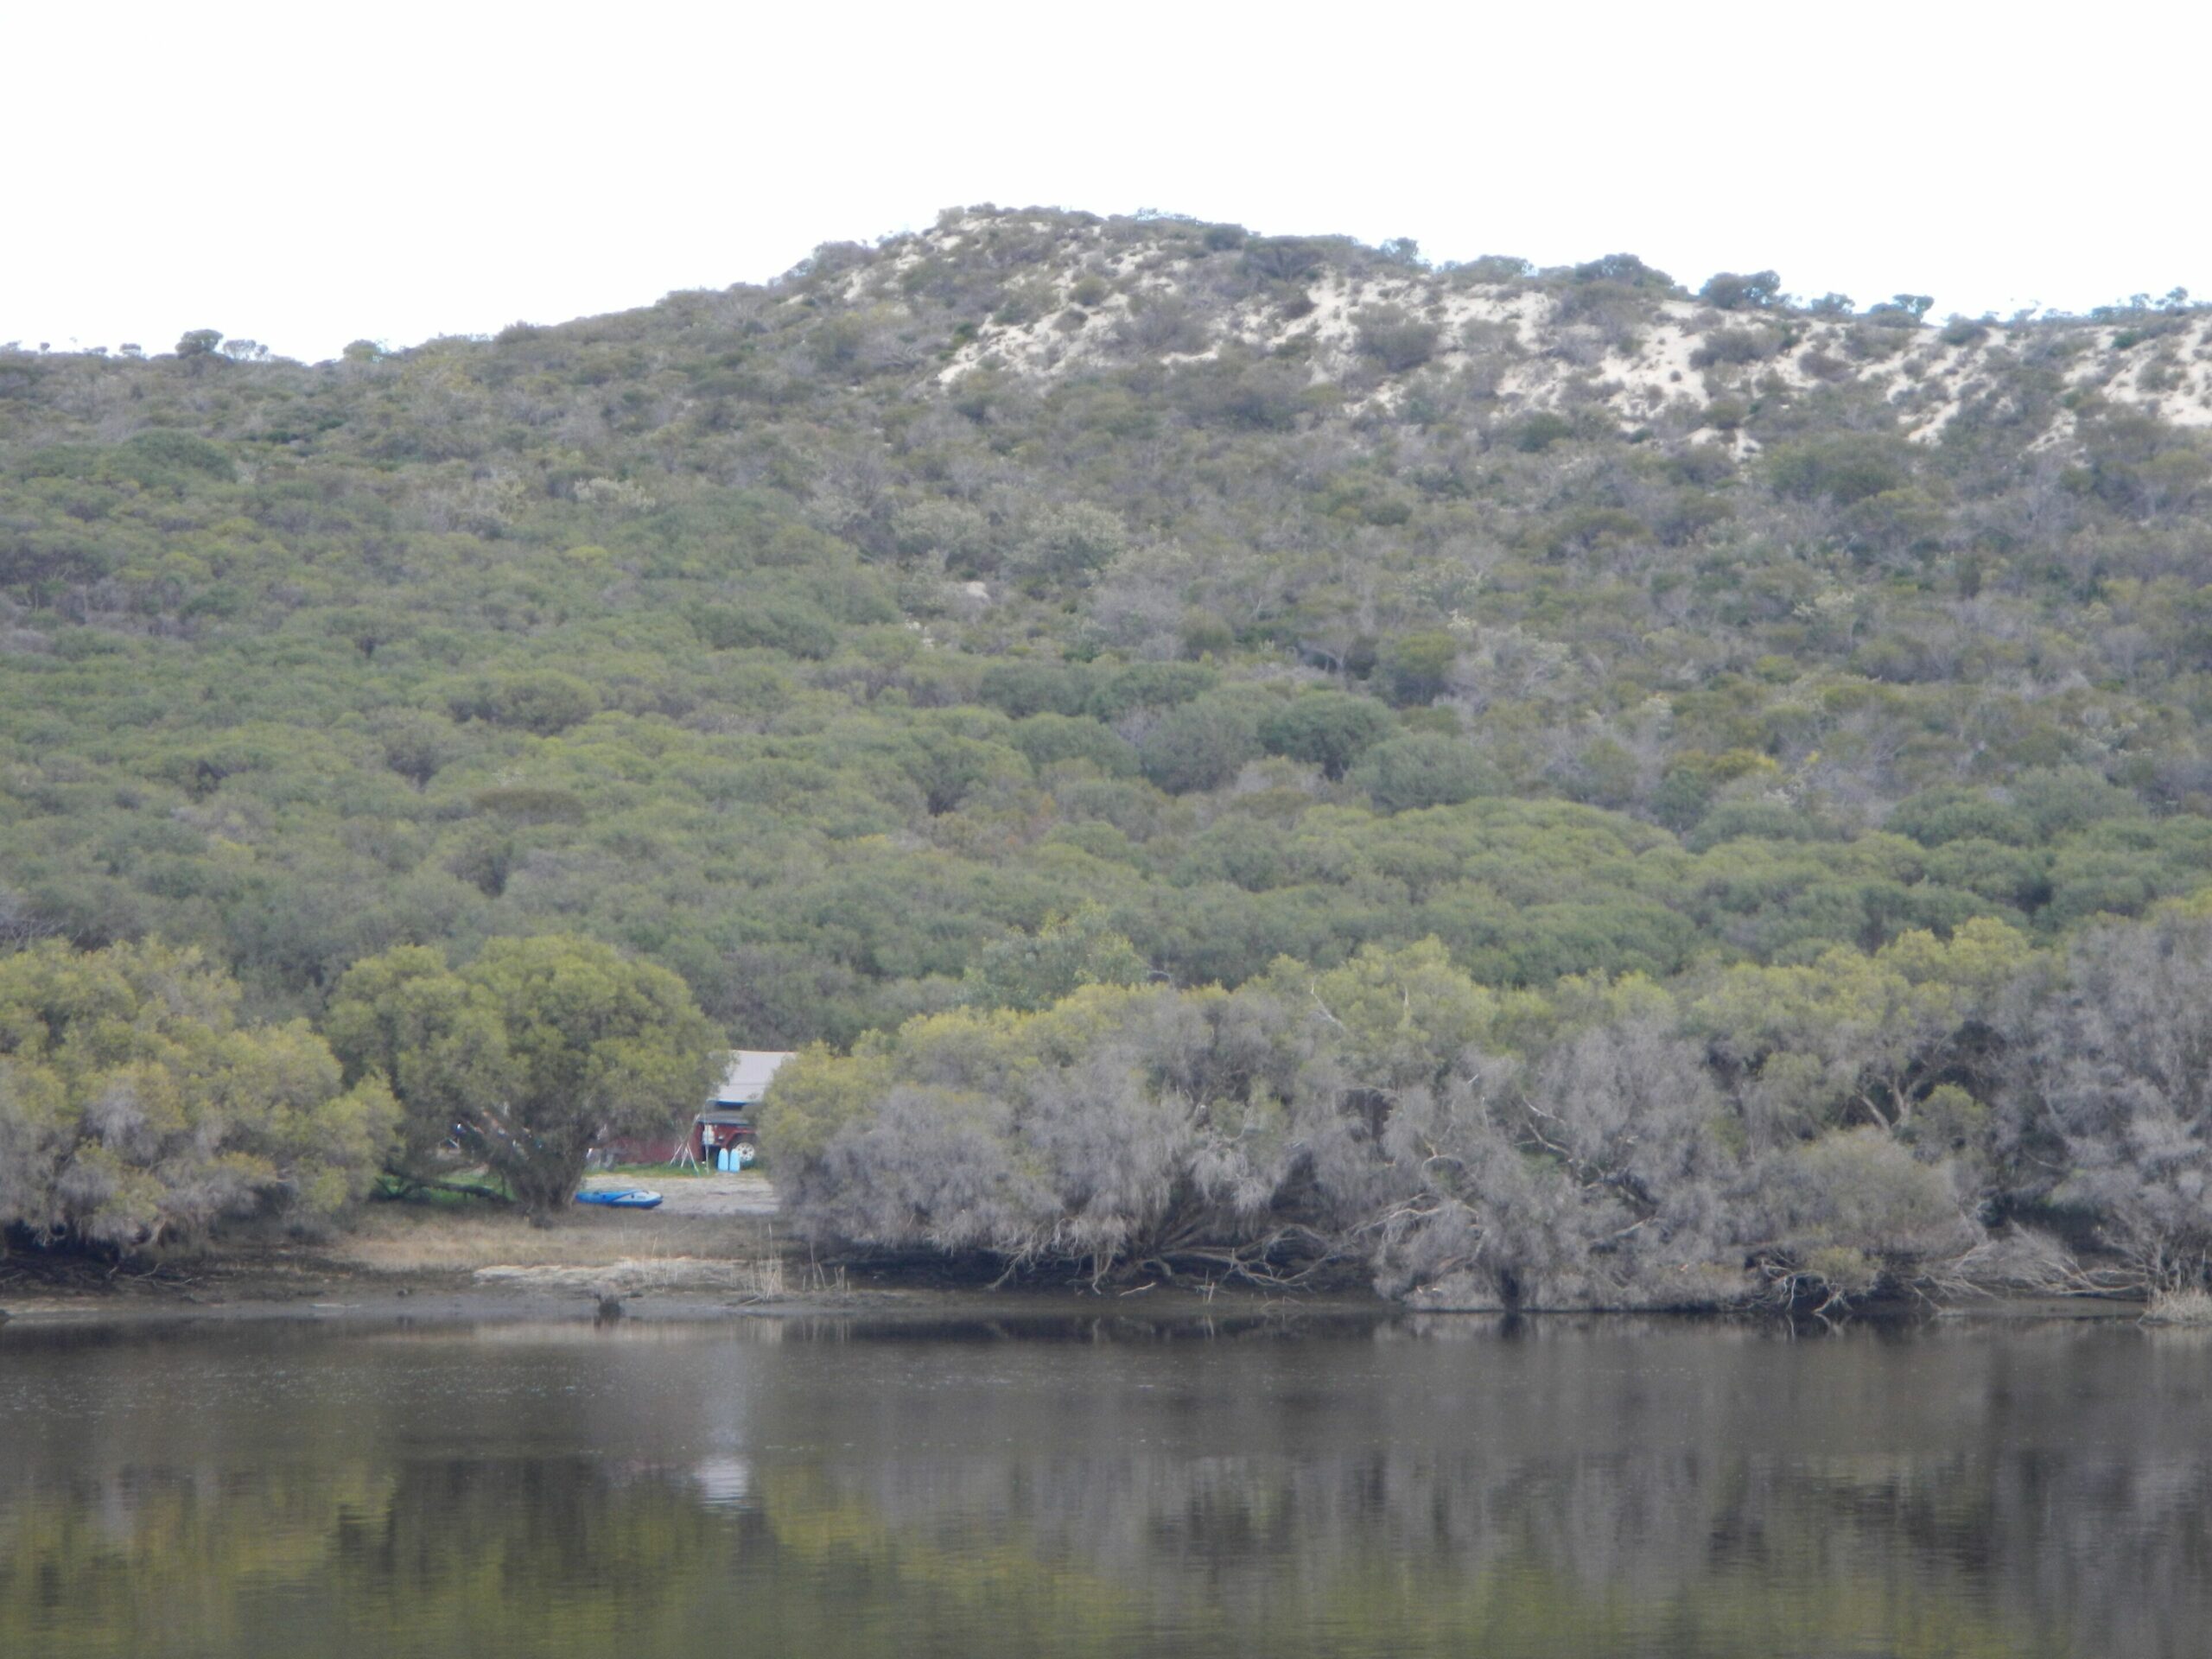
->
[6,207,2212,1303]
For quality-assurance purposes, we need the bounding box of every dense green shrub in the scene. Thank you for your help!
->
[1698,270,1783,310]
[1506,410,1576,452]
[1352,734,1500,812]
[694,600,840,658]
[1256,692,1393,779]
[1375,632,1457,706]
[448,672,602,734]
[1690,327,1780,368]
[1767,435,1912,504]
[1137,696,1262,793]
[1243,236,1332,283]
[1007,713,1140,778]
[1888,788,2035,848]
[979,662,1098,719]
[1353,306,1442,372]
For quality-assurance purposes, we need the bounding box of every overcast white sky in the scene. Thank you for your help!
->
[6,1,2206,363]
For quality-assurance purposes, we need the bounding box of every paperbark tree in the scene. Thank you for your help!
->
[0,940,397,1251]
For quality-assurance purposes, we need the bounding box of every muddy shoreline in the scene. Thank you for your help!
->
[0,1169,1336,1331]
[0,1250,2145,1337]
[0,1249,1377,1334]
[0,1170,2153,1333]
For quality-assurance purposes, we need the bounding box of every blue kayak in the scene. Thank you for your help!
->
[575,1188,664,1209]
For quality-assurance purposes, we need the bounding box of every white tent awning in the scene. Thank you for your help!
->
[712,1049,795,1106]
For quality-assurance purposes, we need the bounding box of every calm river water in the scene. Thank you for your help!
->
[2,1306,2206,1657]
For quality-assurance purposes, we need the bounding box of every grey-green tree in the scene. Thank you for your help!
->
[0,940,398,1250]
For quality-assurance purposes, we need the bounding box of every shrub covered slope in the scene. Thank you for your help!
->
[6,207,2212,1300]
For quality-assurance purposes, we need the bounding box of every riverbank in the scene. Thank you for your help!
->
[0,1164,1386,1332]
[0,1166,2157,1332]
[0,1170,848,1327]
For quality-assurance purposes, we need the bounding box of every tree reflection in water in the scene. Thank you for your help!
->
[2,1313,2204,1658]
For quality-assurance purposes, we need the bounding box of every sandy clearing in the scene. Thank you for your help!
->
[579,1170,779,1218]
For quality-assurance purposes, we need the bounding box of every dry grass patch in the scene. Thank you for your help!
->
[2142,1287,2212,1325]
[332,1205,779,1277]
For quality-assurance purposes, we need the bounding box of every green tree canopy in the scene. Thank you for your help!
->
[1352,734,1501,813]
[1256,692,1393,779]
[327,935,715,1212]
[964,905,1150,1012]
